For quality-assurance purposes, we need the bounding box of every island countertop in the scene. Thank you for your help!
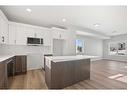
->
[45,55,91,89]
[45,55,99,62]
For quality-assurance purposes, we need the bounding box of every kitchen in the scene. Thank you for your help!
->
[0,6,127,89]
[0,8,89,89]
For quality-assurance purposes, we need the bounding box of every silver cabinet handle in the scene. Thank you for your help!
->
[59,34,61,38]
[2,36,4,42]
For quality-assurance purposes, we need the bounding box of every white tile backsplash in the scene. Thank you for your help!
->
[0,44,52,55]
[0,44,52,70]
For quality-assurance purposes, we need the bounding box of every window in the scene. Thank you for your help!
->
[76,39,84,54]
[118,42,126,55]
[109,43,118,55]
[109,42,126,55]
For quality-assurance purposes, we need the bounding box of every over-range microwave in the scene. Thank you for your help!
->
[27,37,43,45]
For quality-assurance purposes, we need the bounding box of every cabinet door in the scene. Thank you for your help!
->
[0,16,8,44]
[16,26,27,45]
[43,29,52,46]
[52,29,60,39]
[0,63,5,89]
[2,19,8,44]
[21,56,27,73]
[0,16,3,44]
[60,30,67,39]
[9,24,16,45]
[15,56,22,75]
[26,27,35,37]
[35,28,44,38]
[15,56,27,75]
[4,63,8,88]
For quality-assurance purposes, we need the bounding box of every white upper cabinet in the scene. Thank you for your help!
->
[9,23,27,45]
[34,28,44,38]
[52,28,60,39]
[16,25,27,45]
[52,27,67,40]
[26,27,44,38]
[8,24,16,45]
[26,27,35,38]
[60,29,68,39]
[43,28,52,46]
[0,10,8,44]
[8,22,52,46]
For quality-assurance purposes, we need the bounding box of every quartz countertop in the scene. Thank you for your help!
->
[0,54,27,62]
[0,55,15,62]
[45,55,99,62]
[45,55,100,69]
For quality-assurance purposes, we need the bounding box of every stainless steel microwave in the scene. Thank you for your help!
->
[27,37,43,45]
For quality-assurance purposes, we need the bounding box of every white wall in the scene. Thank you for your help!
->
[103,34,127,62]
[63,29,76,56]
[76,35,103,57]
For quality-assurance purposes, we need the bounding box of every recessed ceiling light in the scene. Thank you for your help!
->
[94,23,100,27]
[26,8,31,12]
[62,18,66,22]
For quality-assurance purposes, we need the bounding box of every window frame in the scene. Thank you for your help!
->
[108,42,127,56]
[75,39,85,55]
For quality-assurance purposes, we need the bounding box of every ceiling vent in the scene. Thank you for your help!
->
[50,24,67,30]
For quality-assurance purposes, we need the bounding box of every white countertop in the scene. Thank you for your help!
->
[45,55,99,62]
[0,54,27,62]
[0,55,15,62]
[45,55,100,69]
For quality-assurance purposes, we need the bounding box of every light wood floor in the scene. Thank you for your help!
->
[8,59,127,89]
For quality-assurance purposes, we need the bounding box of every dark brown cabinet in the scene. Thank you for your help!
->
[0,55,27,89]
[7,57,15,77]
[15,56,27,75]
[0,62,6,89]
[0,61,8,89]
[45,59,90,89]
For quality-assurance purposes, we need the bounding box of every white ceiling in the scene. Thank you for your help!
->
[0,6,127,37]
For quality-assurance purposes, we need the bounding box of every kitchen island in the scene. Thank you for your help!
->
[45,55,99,89]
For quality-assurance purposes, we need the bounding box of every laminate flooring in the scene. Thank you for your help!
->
[8,59,127,89]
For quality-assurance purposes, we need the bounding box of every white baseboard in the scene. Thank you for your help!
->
[103,58,127,62]
[91,57,102,61]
